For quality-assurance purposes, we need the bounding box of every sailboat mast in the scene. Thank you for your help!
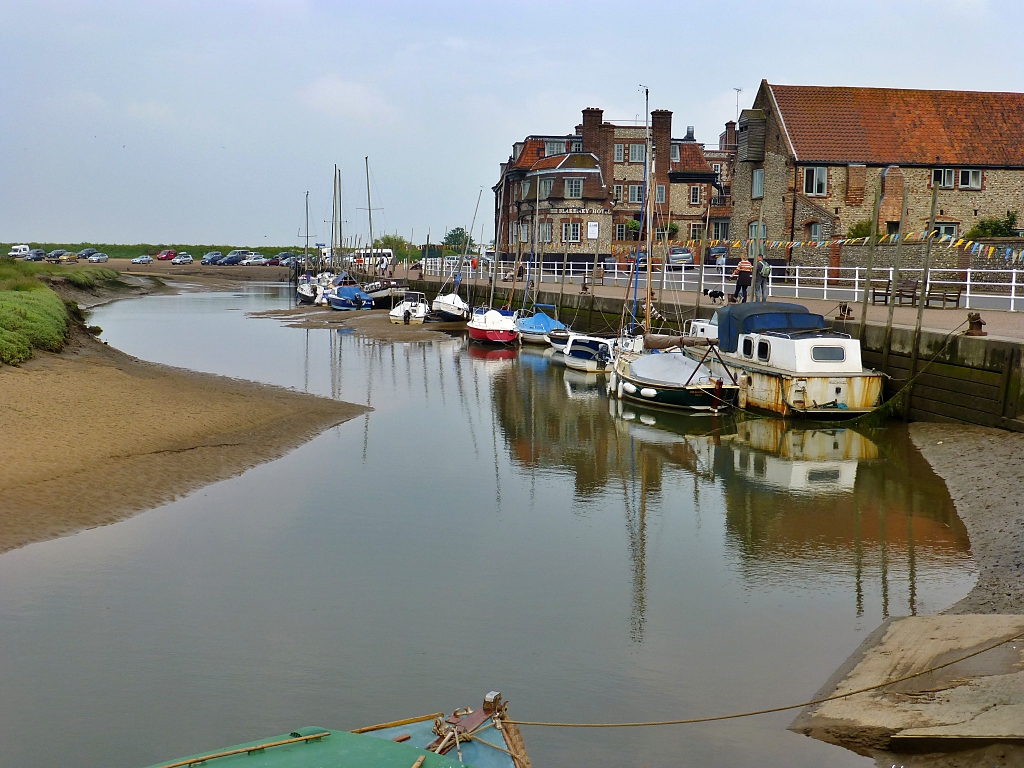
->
[331,165,338,270]
[645,90,654,334]
[457,189,483,298]
[338,167,344,268]
[489,175,506,309]
[365,156,374,275]
[304,190,309,272]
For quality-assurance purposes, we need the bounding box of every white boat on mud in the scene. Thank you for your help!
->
[432,291,470,322]
[684,302,883,418]
[389,291,431,324]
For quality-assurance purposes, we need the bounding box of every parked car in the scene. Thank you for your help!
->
[25,248,46,261]
[131,255,154,265]
[87,252,109,263]
[58,251,80,264]
[78,248,98,259]
[240,253,267,266]
[265,256,280,266]
[45,249,69,263]
[156,249,177,261]
[665,247,695,270]
[218,254,246,265]
[201,251,223,265]
[170,253,193,265]
[279,256,298,268]
[705,245,729,265]
[8,245,30,258]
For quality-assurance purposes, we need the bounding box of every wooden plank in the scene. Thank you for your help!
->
[909,384,1002,415]
[907,394,1001,427]
[908,372,1001,400]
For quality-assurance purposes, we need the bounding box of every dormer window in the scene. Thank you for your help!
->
[545,140,566,157]
[564,178,583,199]
[539,178,554,198]
[803,166,827,196]
[571,140,582,152]
[671,144,680,162]
[521,181,531,200]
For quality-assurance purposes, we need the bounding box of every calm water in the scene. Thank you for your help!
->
[0,285,976,767]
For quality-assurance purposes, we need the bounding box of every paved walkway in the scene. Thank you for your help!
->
[393,266,1024,342]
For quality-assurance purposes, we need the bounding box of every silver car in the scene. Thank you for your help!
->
[87,252,109,263]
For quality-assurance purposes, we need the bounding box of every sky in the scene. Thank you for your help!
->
[2,0,1023,248]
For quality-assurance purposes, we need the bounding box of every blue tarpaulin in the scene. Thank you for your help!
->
[713,302,827,353]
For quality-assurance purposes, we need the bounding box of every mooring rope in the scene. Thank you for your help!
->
[505,633,1023,728]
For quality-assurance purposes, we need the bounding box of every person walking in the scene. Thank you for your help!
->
[754,254,771,302]
[731,254,753,303]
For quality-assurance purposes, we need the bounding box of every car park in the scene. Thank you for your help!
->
[218,254,246,265]
[45,249,69,263]
[87,252,109,263]
[58,251,80,264]
[78,248,98,259]
[156,249,177,261]
[170,253,193,265]
[279,256,298,268]
[8,245,30,258]
[131,255,154,265]
[25,249,46,261]
[201,251,222,265]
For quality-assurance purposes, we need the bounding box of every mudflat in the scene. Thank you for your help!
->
[0,335,367,554]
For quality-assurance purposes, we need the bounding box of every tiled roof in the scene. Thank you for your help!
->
[670,142,715,174]
[769,83,1024,167]
[512,139,546,169]
[528,153,601,172]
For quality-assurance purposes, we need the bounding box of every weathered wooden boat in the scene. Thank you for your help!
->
[145,691,530,768]
[612,336,739,412]
[562,334,613,373]
[468,307,519,344]
[389,291,432,324]
[684,302,883,417]
[515,308,565,345]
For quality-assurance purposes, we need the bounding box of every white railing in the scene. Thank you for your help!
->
[420,258,1023,312]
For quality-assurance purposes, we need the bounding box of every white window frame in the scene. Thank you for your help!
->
[690,185,701,205]
[712,221,729,240]
[614,144,624,162]
[748,222,767,257]
[615,223,626,241]
[562,222,581,243]
[655,226,668,240]
[629,143,645,163]
[690,223,703,239]
[809,221,822,241]
[613,184,623,202]
[752,168,764,199]
[571,140,582,152]
[509,223,516,244]
[521,180,531,200]
[803,166,828,196]
[628,184,643,204]
[932,168,955,188]
[545,140,565,157]
[564,178,583,199]
[539,222,552,243]
[712,163,721,175]
[959,169,982,189]
[670,144,680,162]
[539,178,554,198]
[934,223,958,238]
[656,184,666,204]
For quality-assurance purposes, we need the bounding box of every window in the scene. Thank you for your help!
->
[520,223,529,242]
[712,163,721,176]
[748,222,767,257]
[756,340,770,362]
[565,178,583,199]
[545,140,565,156]
[613,184,623,202]
[671,144,680,162]
[655,227,667,240]
[509,223,516,244]
[571,140,582,152]
[656,184,666,204]
[811,346,846,362]
[629,143,645,163]
[933,223,958,238]
[742,337,753,357]
[539,222,552,243]
[960,169,982,189]
[521,181,531,200]
[712,221,729,240]
[808,222,822,241]
[932,168,954,188]
[614,144,624,162]
[539,178,553,198]
[752,168,764,199]
[803,166,827,196]
[562,222,581,242]
[628,184,643,203]
[886,221,900,235]
[615,223,626,240]
[690,223,703,239]
[690,185,701,205]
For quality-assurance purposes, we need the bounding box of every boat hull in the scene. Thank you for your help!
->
[519,330,550,345]
[468,325,517,344]
[613,358,739,412]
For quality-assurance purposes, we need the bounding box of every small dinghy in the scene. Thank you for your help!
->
[389,291,431,324]
[547,327,571,352]
[515,308,565,345]
[563,334,613,372]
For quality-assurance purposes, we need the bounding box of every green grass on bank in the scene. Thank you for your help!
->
[0,259,119,365]
[2,242,300,260]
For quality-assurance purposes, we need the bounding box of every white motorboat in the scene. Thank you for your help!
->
[432,292,470,322]
[683,302,883,417]
[389,291,431,324]
[562,334,614,373]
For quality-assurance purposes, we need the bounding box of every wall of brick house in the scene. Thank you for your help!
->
[788,239,1024,274]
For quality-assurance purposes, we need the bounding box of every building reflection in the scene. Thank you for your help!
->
[489,349,972,635]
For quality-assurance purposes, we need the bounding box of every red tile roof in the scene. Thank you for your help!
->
[670,142,714,174]
[512,139,546,169]
[769,83,1024,167]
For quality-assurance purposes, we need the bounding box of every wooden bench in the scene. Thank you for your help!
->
[870,278,920,306]
[926,284,963,308]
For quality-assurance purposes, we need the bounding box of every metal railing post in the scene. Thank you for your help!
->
[795,265,801,298]
[965,268,972,309]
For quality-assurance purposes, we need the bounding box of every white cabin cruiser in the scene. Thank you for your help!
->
[389,291,431,324]
[432,292,470,322]
[683,302,883,417]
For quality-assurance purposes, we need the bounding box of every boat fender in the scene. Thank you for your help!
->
[639,388,657,399]
[616,380,624,400]
[622,382,637,395]
[609,371,618,391]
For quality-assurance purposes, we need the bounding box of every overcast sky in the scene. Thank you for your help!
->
[2,0,1022,248]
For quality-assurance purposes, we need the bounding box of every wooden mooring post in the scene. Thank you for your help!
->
[902,178,940,421]
[881,191,908,375]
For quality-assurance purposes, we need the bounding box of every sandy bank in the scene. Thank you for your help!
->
[909,423,1024,615]
[250,306,468,342]
[0,334,367,554]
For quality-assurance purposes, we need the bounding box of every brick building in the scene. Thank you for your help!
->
[494,107,722,262]
[730,80,1024,257]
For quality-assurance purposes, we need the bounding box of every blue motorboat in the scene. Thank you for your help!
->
[326,283,373,310]
[515,306,565,345]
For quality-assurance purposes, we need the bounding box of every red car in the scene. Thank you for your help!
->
[156,249,177,261]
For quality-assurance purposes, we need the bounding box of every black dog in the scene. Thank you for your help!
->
[703,288,725,304]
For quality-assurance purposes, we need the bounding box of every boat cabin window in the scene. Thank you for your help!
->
[742,337,753,357]
[756,340,770,361]
[811,345,846,362]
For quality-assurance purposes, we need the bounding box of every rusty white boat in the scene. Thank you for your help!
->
[683,302,883,418]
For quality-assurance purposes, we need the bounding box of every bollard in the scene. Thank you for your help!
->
[966,312,987,336]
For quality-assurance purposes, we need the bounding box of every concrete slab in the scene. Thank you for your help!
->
[791,615,1024,753]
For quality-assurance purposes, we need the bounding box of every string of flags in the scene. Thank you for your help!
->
[667,232,1024,264]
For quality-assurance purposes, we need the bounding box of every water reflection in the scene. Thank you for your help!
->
[491,351,971,631]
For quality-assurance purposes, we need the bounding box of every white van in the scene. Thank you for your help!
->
[7,245,30,258]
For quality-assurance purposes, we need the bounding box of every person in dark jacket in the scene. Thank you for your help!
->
[731,256,753,303]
